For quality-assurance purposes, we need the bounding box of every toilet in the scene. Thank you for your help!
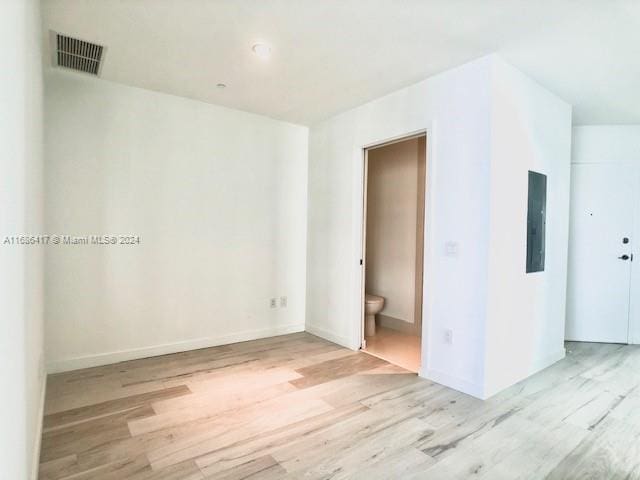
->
[364,294,385,336]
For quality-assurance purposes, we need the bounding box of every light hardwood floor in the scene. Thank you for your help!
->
[39,333,640,479]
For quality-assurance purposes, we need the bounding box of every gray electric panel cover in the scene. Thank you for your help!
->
[526,171,546,273]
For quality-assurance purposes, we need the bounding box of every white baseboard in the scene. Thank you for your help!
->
[305,323,352,349]
[424,348,567,400]
[422,367,486,399]
[46,323,305,373]
[531,347,566,373]
[30,375,47,480]
[479,347,567,399]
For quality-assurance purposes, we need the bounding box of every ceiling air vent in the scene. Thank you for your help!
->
[52,33,105,76]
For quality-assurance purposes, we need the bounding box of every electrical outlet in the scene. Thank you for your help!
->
[444,329,454,344]
[270,298,277,308]
[445,241,459,257]
[280,296,287,308]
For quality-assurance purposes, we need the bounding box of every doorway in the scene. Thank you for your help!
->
[360,133,426,372]
[566,163,634,343]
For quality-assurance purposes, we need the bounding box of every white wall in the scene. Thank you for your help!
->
[366,138,421,324]
[0,0,45,478]
[44,72,308,372]
[572,126,640,344]
[306,55,572,399]
[484,58,572,397]
[307,56,493,397]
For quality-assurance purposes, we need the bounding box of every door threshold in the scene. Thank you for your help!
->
[360,348,419,374]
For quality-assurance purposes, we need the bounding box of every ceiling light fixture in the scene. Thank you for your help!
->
[216,83,226,89]
[252,43,271,59]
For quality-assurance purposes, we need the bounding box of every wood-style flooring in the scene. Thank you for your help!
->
[39,333,640,479]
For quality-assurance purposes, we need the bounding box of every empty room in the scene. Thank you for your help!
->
[2,1,639,479]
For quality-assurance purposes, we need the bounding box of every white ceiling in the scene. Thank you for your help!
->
[42,0,640,126]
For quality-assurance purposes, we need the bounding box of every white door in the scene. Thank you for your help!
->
[566,163,634,343]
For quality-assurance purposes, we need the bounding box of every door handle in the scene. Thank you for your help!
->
[618,254,631,261]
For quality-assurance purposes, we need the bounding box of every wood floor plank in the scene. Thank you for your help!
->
[39,334,640,479]
[290,352,387,388]
[41,405,155,463]
[116,459,204,480]
[275,416,433,479]
[43,385,191,430]
[336,447,434,480]
[209,455,286,480]
[196,403,370,476]
[128,382,297,437]
[146,395,334,470]
[545,417,640,480]
[266,399,436,475]
[52,455,203,480]
[38,454,78,480]
[414,395,528,459]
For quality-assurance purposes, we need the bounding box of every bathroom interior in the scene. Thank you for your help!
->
[363,134,426,373]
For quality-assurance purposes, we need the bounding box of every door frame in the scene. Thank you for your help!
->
[357,127,435,376]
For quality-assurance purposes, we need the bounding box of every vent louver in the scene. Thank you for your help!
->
[53,33,104,75]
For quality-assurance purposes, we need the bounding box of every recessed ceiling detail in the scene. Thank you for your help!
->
[52,33,105,76]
